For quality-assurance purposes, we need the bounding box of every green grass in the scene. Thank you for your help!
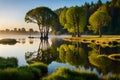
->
[0,38,17,45]
[64,35,120,47]
[42,67,99,80]
[0,57,18,69]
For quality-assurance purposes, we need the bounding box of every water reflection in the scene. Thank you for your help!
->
[24,37,120,76]
[88,43,120,75]
[25,39,58,64]
[57,42,90,69]
[17,38,26,44]
[29,39,34,44]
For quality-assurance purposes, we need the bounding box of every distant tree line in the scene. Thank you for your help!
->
[53,0,120,36]
[0,28,39,35]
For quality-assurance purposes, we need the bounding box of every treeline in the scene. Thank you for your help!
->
[53,0,120,35]
[0,28,39,35]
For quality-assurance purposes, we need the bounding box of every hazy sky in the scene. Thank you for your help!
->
[0,0,111,30]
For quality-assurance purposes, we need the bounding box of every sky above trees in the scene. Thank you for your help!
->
[0,0,111,30]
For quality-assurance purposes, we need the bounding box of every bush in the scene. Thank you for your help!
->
[30,62,48,75]
[42,67,99,80]
[18,66,41,79]
[0,38,17,45]
[0,57,18,69]
[0,57,47,80]
[0,68,34,80]
[0,66,42,80]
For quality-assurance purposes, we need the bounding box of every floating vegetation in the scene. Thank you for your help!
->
[0,38,17,45]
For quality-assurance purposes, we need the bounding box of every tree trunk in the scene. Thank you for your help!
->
[98,45,101,54]
[73,27,76,37]
[99,26,102,38]
[77,26,81,37]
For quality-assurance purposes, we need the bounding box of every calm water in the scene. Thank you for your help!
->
[0,35,120,77]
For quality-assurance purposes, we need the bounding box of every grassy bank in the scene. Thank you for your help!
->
[0,56,120,80]
[42,67,99,80]
[0,38,17,45]
[0,57,48,80]
[64,35,120,47]
[43,67,120,80]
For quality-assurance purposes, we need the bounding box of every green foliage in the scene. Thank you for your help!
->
[42,67,99,80]
[18,66,41,79]
[30,62,48,74]
[103,74,120,80]
[0,57,18,69]
[59,6,87,36]
[65,6,87,35]
[0,68,34,80]
[0,38,17,45]
[0,62,48,80]
[25,7,58,26]
[110,0,120,8]
[88,45,113,68]
[57,43,87,66]
[88,10,111,37]
[98,3,109,12]
[59,9,67,26]
[25,6,58,37]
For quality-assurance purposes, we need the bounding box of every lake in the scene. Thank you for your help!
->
[0,34,120,77]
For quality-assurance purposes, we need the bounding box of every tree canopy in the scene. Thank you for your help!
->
[59,6,87,37]
[88,11,111,37]
[25,6,58,38]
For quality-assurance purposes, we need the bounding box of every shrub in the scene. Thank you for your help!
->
[18,66,41,79]
[42,67,99,80]
[0,57,18,69]
[30,62,48,75]
[0,68,34,80]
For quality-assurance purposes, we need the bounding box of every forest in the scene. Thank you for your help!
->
[53,0,120,35]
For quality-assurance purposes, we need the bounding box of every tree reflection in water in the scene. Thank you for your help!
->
[25,39,58,64]
[25,38,120,77]
[88,43,120,75]
[57,42,90,69]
